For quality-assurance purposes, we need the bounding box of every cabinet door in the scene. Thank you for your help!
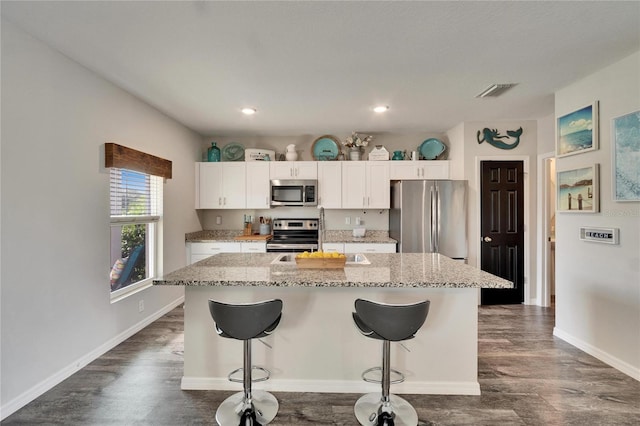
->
[423,161,450,179]
[322,243,344,253]
[196,163,223,209]
[389,162,423,180]
[366,162,390,208]
[318,162,342,208]
[344,243,396,253]
[294,161,318,179]
[187,242,242,264]
[222,163,246,208]
[241,242,267,253]
[342,162,366,208]
[270,162,295,179]
[246,162,270,209]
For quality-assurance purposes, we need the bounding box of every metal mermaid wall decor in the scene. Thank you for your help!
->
[477,127,523,150]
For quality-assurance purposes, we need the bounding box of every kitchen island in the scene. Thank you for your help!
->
[154,252,511,395]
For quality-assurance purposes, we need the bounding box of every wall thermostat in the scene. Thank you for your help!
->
[579,227,619,244]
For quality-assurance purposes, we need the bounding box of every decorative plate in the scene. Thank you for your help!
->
[419,138,446,160]
[311,135,340,161]
[221,142,245,161]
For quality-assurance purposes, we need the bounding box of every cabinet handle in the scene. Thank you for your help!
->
[367,196,370,206]
[223,197,226,205]
[363,197,366,207]
[290,168,293,177]
[210,248,221,251]
[295,168,299,177]
[218,197,222,206]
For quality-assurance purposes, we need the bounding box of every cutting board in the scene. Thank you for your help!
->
[233,234,272,241]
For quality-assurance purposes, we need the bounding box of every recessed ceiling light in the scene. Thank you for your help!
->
[373,105,389,113]
[241,107,257,115]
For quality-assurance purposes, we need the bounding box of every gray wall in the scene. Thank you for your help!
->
[554,51,640,379]
[1,20,202,416]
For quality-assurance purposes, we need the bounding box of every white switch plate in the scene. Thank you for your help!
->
[355,217,361,225]
[345,217,351,225]
[216,216,222,225]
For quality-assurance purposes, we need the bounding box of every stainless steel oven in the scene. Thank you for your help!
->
[270,179,317,207]
[266,218,319,253]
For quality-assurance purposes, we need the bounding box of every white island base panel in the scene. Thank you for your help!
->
[182,286,480,395]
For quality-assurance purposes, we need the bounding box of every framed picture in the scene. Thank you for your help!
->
[557,164,599,213]
[556,101,599,157]
[612,110,640,201]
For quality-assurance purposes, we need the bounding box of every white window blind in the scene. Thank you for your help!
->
[110,168,163,221]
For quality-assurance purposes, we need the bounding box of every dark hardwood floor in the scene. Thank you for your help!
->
[4,304,639,425]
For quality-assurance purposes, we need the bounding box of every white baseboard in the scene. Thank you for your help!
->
[0,296,184,421]
[181,376,481,396]
[553,327,640,381]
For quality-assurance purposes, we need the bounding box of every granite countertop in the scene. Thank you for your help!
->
[185,230,397,244]
[153,252,512,289]
[323,230,397,244]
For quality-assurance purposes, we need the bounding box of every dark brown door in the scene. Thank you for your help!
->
[480,161,525,304]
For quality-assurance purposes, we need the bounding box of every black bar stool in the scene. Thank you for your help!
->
[352,298,430,426]
[208,299,283,426]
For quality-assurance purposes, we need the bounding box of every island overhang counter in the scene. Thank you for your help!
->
[154,252,512,396]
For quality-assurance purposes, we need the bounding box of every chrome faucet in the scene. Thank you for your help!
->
[318,206,325,252]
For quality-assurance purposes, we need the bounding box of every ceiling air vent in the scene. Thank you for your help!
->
[475,83,517,98]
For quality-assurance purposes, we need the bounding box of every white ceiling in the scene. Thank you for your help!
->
[2,1,639,137]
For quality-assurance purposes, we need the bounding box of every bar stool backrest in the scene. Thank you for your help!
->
[208,299,283,340]
[354,299,430,341]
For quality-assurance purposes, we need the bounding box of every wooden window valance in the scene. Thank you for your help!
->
[105,143,172,179]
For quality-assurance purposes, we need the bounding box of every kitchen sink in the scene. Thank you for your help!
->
[271,253,370,265]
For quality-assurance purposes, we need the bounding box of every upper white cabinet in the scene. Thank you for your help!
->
[342,161,390,209]
[389,161,450,180]
[246,162,270,209]
[270,161,317,179]
[196,162,246,209]
[317,161,342,208]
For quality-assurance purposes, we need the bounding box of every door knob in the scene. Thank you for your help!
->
[483,236,492,242]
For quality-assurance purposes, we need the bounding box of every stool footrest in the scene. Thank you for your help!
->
[228,366,270,383]
[361,366,405,385]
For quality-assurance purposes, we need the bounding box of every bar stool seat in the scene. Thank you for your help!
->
[352,298,430,426]
[209,299,283,426]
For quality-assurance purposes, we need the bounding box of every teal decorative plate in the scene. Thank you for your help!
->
[311,135,340,161]
[221,142,245,161]
[419,138,446,160]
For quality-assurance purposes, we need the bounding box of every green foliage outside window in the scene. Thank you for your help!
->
[121,224,146,283]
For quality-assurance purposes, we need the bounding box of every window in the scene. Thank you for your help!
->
[109,168,163,300]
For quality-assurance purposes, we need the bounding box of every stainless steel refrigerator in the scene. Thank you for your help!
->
[389,180,467,260]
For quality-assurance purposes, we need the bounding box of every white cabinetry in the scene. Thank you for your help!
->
[317,162,342,208]
[389,161,450,180]
[321,243,344,253]
[196,163,246,209]
[187,242,241,264]
[246,162,270,209]
[270,161,317,179]
[344,243,396,253]
[342,161,390,209]
[241,242,267,253]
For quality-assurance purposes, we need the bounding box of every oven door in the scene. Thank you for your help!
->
[266,243,318,253]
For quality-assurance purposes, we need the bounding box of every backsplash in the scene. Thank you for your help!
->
[197,208,389,232]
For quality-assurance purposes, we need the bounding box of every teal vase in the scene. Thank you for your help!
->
[207,142,221,162]
[392,150,404,160]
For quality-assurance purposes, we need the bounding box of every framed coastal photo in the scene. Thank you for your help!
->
[557,164,599,213]
[556,101,599,157]
[612,110,640,201]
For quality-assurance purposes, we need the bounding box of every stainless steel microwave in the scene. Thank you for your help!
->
[270,179,317,207]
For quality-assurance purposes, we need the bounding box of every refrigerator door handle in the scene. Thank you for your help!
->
[432,186,438,252]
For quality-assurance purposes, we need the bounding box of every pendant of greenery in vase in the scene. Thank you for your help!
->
[349,147,362,161]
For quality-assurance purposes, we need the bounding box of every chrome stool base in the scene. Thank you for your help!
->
[216,389,279,426]
[354,393,418,426]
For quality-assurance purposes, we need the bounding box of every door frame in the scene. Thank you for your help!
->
[536,151,555,307]
[475,156,531,305]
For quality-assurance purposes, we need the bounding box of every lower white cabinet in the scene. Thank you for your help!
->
[187,242,241,265]
[321,242,397,253]
[322,243,344,253]
[241,242,267,253]
[344,243,396,253]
